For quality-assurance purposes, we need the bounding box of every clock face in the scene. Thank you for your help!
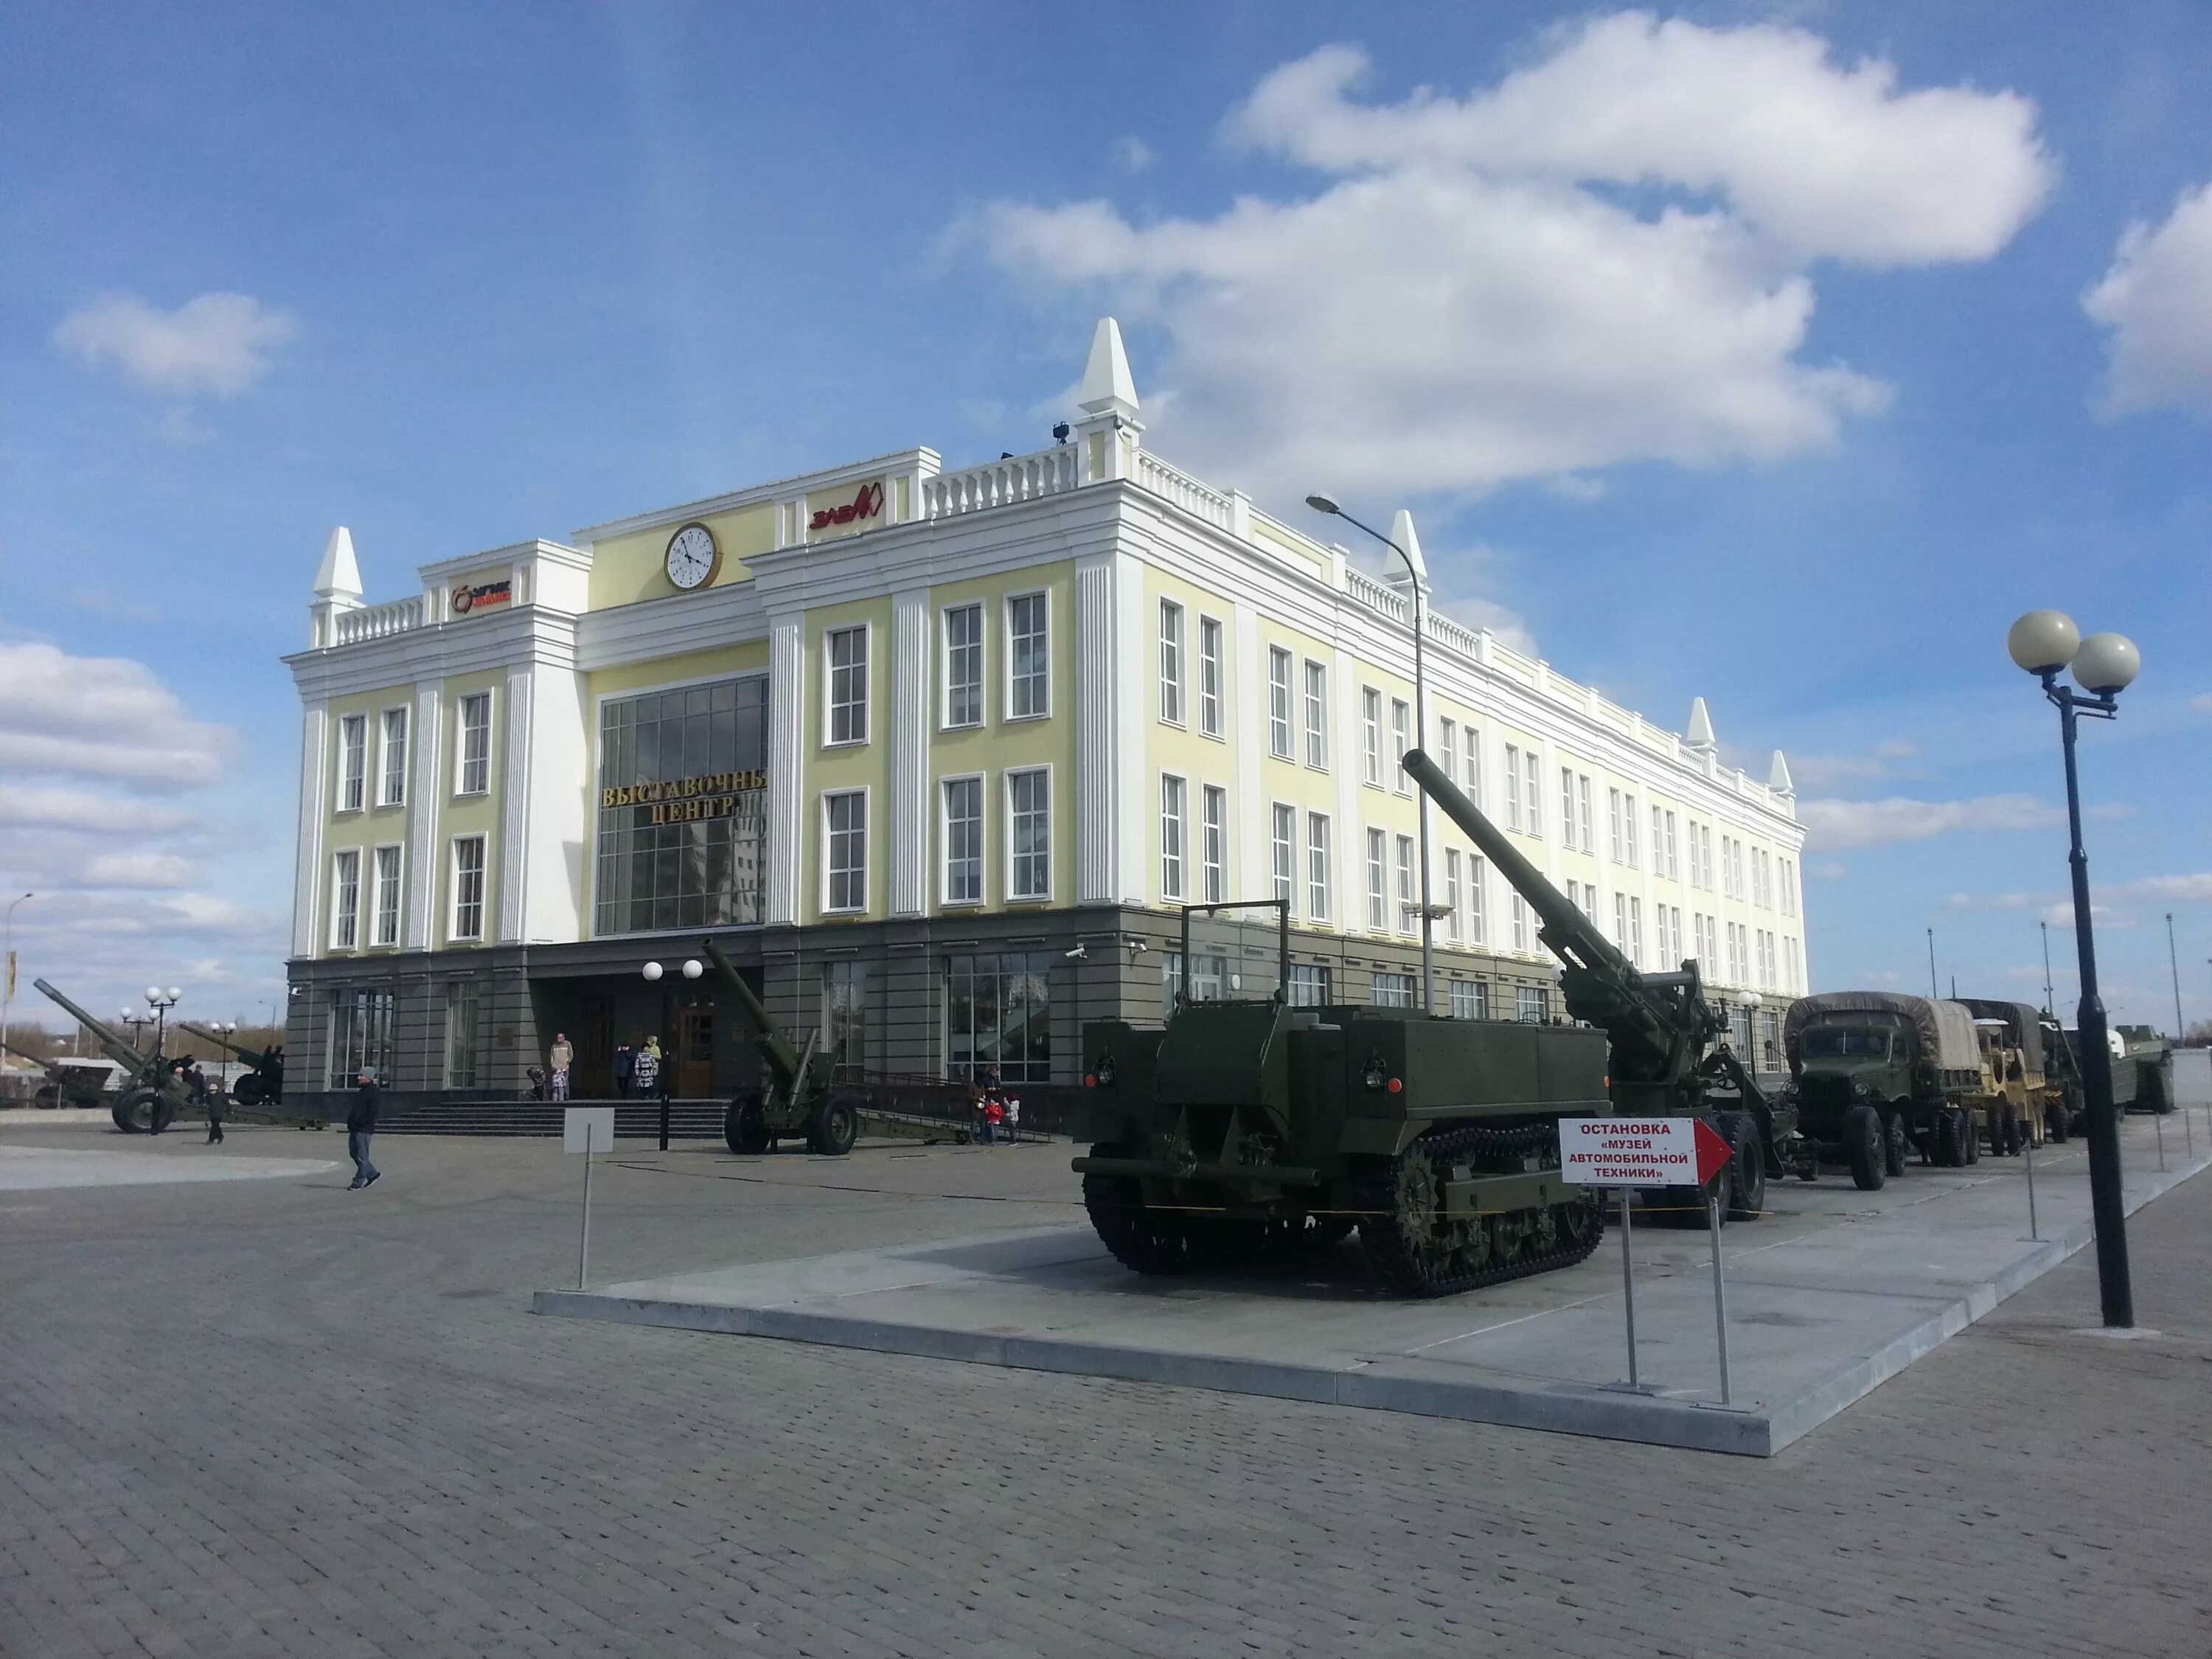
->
[665,524,718,591]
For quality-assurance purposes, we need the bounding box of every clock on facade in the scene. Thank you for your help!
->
[664,523,720,591]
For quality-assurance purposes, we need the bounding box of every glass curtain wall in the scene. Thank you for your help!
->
[945,952,1051,1082]
[594,676,768,935]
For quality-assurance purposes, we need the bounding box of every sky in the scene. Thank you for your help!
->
[1,1,2208,1036]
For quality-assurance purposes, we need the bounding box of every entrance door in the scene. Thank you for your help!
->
[580,997,616,1098]
[675,1006,714,1099]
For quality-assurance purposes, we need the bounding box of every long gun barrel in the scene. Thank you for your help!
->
[178,1022,275,1068]
[33,979,159,1077]
[0,1037,65,1080]
[699,939,804,1091]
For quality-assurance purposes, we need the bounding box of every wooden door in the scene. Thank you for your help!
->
[675,1007,714,1099]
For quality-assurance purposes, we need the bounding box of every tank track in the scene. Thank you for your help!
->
[1353,1121,1605,1298]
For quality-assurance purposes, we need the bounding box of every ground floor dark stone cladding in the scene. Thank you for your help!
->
[285,907,1563,1120]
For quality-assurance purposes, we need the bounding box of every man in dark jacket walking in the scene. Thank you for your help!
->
[347,1070,381,1189]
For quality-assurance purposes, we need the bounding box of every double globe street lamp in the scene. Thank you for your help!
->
[2006,610,2141,1329]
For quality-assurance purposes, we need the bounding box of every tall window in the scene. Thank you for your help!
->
[1197,617,1223,737]
[1462,725,1482,809]
[1371,971,1415,1009]
[1622,793,1638,866]
[450,835,486,942]
[944,604,984,727]
[824,790,866,911]
[372,846,401,947]
[1467,855,1486,945]
[1662,810,1679,879]
[1267,648,1293,757]
[1578,776,1594,854]
[456,692,491,796]
[942,776,983,904]
[378,707,408,807]
[1440,717,1458,782]
[1450,979,1488,1020]
[1559,768,1577,848]
[827,626,869,745]
[1202,786,1226,901]
[1523,749,1542,837]
[1504,745,1522,830]
[445,981,481,1089]
[1158,600,1184,725]
[1781,858,1797,917]
[1008,769,1050,900]
[1613,892,1629,955]
[337,714,366,813]
[1160,775,1186,900]
[1390,699,1411,793]
[1303,661,1329,768]
[1443,848,1462,942]
[822,961,872,1073]
[1517,984,1548,1024]
[1287,964,1332,1006]
[1361,688,1382,785]
[1270,804,1295,908]
[1627,897,1644,965]
[1365,828,1387,930]
[1007,592,1048,719]
[1394,835,1415,933]
[1608,789,1624,862]
[1307,813,1332,922]
[330,849,360,949]
[1511,892,1529,953]
[945,951,1050,1083]
[328,987,394,1089]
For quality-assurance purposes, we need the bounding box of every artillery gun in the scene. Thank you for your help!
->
[0,1038,118,1110]
[178,1022,285,1108]
[1402,748,1792,1225]
[32,978,192,1134]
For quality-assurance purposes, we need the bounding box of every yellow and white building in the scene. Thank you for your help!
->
[284,321,1809,1105]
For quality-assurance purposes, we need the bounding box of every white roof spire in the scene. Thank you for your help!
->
[1686,696,1717,754]
[1768,749,1795,795]
[1386,508,1430,591]
[1076,317,1139,418]
[313,526,361,600]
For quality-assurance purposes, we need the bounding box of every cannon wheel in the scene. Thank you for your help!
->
[723,1092,771,1155]
[1722,1113,1766,1221]
[807,1091,860,1157]
[232,1073,268,1109]
[33,1084,60,1109]
[112,1088,175,1135]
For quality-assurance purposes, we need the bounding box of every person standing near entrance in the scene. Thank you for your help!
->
[632,1036,661,1102]
[547,1033,574,1102]
[346,1070,381,1189]
[613,1039,636,1099]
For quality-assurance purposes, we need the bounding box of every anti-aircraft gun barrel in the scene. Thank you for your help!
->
[34,978,160,1077]
[178,1021,274,1068]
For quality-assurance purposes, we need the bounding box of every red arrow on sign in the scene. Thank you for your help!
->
[1693,1117,1735,1186]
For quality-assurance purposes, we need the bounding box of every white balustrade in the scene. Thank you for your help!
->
[922,446,1079,519]
[1132,452,1234,529]
[333,594,426,644]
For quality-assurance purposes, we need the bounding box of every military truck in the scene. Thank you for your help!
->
[1782,992,1986,1188]
[2112,1024,2177,1116]
[1957,999,2053,1153]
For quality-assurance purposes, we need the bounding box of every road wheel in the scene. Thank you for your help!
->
[1883,1113,1909,1177]
[807,1091,860,1156]
[1082,1147,1205,1274]
[1723,1113,1766,1221]
[723,1091,771,1155]
[1843,1103,1886,1191]
[33,1085,59,1109]
[1960,1109,1981,1165]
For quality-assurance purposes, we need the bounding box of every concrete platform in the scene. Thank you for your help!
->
[0,1144,341,1189]
[538,1110,2212,1457]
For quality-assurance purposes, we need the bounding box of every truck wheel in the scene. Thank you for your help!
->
[1933,1110,1963,1167]
[2045,1106,2067,1144]
[1882,1114,1908,1176]
[723,1092,771,1155]
[1960,1110,1981,1165]
[1843,1104,1885,1191]
[1722,1113,1766,1221]
[807,1092,860,1157]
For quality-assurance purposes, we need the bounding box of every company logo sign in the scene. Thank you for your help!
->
[809,481,885,532]
[451,578,513,616]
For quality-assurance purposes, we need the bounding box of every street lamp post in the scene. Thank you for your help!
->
[2006,609,2141,1329]
[1306,493,1434,1014]
[145,986,181,1057]
[0,891,31,1056]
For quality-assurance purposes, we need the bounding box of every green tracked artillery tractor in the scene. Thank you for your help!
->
[1071,746,1792,1298]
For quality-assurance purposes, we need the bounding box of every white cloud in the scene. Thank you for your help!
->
[1798,792,2060,850]
[1952,873,2212,911]
[80,852,195,889]
[0,641,232,787]
[2189,692,2212,713]
[2085,181,2212,417]
[1787,740,1919,791]
[53,291,298,399]
[965,17,2050,504]
[1809,861,1848,880]
[0,786,197,834]
[1114,136,1157,175]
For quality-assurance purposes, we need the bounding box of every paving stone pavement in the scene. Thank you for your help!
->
[1,1123,2208,1658]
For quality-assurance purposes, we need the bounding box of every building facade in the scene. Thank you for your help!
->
[283,321,1809,1107]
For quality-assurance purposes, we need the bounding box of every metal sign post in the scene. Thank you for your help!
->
[2024,1124,2039,1242]
[1618,1191,1640,1391]
[1705,1191,1733,1408]
[564,1106,616,1290]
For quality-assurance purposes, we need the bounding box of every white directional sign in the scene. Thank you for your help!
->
[563,1106,616,1155]
[1557,1116,1730,1189]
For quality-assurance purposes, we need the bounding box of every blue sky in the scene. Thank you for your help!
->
[2,1,2208,1032]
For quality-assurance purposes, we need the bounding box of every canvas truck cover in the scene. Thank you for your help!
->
[1784,992,1984,1078]
[1956,999,2048,1074]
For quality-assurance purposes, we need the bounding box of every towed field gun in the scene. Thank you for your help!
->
[178,1022,285,1108]
[699,939,975,1156]
[1403,748,1792,1223]
[32,978,193,1134]
[0,1038,120,1110]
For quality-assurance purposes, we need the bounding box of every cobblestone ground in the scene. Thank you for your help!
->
[2,1124,2208,1658]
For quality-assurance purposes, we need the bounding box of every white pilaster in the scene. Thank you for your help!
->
[1075,555,1120,904]
[765,614,804,925]
[521,675,588,944]
[888,588,930,917]
[1232,602,1265,900]
[403,682,443,950]
[291,703,328,958]
[497,664,533,945]
[1333,647,1361,933]
[1112,553,1148,904]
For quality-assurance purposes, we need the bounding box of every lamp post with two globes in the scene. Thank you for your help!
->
[641,958,703,1149]
[2006,609,2141,1329]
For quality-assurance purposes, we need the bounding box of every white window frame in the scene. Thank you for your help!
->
[940,773,985,906]
[1578,775,1594,855]
[821,787,869,913]
[1622,793,1638,867]
[1361,688,1383,787]
[1303,661,1329,770]
[1443,848,1462,943]
[1158,600,1184,727]
[371,844,403,948]
[1267,648,1293,759]
[1511,893,1529,953]
[378,706,408,809]
[1559,767,1576,847]
[1201,785,1227,902]
[330,849,361,950]
[1306,812,1332,922]
[824,624,870,747]
[1159,773,1187,900]
[1504,745,1522,831]
[1270,803,1295,911]
[1609,789,1624,862]
[1440,718,1458,784]
[336,714,366,813]
[1006,766,1051,902]
[942,602,985,729]
[1523,749,1542,838]
[1663,810,1679,880]
[1394,834,1416,933]
[1390,698,1411,794]
[1467,855,1486,945]
[453,692,493,797]
[1197,616,1223,738]
[450,834,487,942]
[1005,590,1050,722]
[1462,726,1482,810]
[1365,827,1388,931]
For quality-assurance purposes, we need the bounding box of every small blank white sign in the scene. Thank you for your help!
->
[563,1107,616,1155]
